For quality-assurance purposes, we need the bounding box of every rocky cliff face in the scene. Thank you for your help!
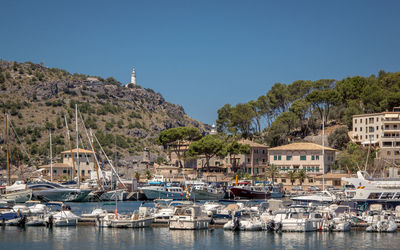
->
[0,60,209,174]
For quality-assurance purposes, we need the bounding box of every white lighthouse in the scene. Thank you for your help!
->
[130,67,136,85]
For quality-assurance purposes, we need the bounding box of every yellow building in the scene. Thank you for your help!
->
[268,142,336,174]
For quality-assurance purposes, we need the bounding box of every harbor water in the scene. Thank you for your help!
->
[0,201,398,249]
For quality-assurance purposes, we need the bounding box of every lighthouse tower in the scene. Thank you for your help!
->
[130,68,136,85]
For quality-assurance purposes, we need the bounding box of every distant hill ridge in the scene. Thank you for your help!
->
[0,60,208,170]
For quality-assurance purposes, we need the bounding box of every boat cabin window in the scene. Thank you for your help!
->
[368,193,381,199]
[381,193,395,199]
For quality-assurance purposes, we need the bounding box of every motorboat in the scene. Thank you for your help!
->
[141,185,185,200]
[49,210,80,227]
[81,208,108,221]
[223,211,263,231]
[190,185,225,201]
[153,200,193,223]
[230,183,271,200]
[342,171,400,207]
[366,211,397,233]
[269,206,316,232]
[25,214,47,226]
[291,191,336,205]
[0,181,32,203]
[96,207,154,228]
[169,205,210,230]
[27,182,91,202]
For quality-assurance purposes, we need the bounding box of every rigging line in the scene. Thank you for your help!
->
[78,110,103,189]
[78,110,100,167]
[8,115,37,168]
[93,132,126,189]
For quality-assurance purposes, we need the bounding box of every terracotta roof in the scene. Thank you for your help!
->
[41,163,72,169]
[314,173,353,179]
[269,142,335,151]
[239,139,268,148]
[61,148,94,154]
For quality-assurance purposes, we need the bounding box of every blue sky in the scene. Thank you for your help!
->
[1,0,400,125]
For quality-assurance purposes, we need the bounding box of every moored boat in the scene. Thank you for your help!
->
[169,205,210,230]
[27,182,91,202]
[230,185,271,199]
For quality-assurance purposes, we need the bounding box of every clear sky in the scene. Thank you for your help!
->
[1,0,400,125]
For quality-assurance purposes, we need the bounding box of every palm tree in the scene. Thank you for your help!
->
[266,164,280,184]
[288,170,297,186]
[135,172,140,182]
[296,169,307,186]
[145,170,152,180]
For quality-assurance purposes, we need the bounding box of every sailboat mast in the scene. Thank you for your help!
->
[5,113,11,186]
[50,130,53,182]
[90,129,101,190]
[64,116,77,180]
[75,104,80,187]
[322,116,325,191]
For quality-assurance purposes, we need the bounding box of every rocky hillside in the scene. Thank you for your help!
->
[0,60,208,172]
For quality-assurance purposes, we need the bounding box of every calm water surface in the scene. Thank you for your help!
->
[0,202,398,249]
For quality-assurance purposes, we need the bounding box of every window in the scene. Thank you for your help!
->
[247,158,250,163]
[316,155,319,160]
[360,127,362,132]
[355,119,357,124]
[262,159,266,163]
[63,170,67,174]
[86,161,89,165]
[255,159,259,163]
[254,149,258,154]
[300,155,306,161]
[316,167,320,172]
[311,155,315,160]
[360,119,362,123]
[376,126,379,130]
[360,135,363,140]
[53,170,57,173]
[81,170,85,175]
[286,155,292,160]
[262,150,265,154]
[376,117,379,122]
[274,155,277,161]
[281,178,286,183]
[354,127,357,132]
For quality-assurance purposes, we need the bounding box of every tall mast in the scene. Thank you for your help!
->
[50,130,53,182]
[64,116,76,180]
[75,104,80,187]
[5,114,11,186]
[322,115,325,191]
[90,129,101,190]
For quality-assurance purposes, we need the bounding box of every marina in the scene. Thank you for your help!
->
[0,200,400,249]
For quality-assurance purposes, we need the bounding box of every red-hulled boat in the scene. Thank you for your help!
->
[230,184,271,199]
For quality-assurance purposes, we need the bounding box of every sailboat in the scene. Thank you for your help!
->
[0,114,32,203]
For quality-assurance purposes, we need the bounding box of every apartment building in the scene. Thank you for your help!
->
[352,107,400,163]
[223,139,269,176]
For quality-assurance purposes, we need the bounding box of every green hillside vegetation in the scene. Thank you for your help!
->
[0,60,207,169]
[216,70,400,172]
